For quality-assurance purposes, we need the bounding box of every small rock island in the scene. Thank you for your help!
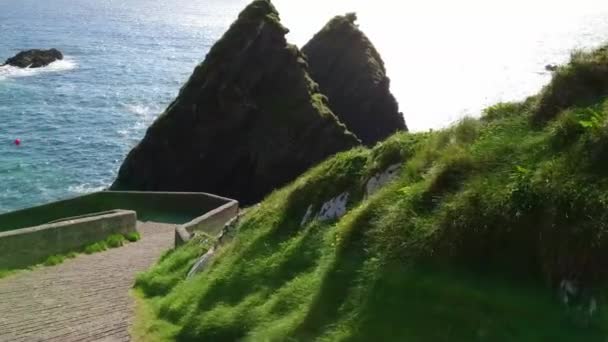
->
[1,48,63,68]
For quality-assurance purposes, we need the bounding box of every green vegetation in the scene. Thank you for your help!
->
[0,269,16,279]
[106,234,126,248]
[42,255,64,266]
[134,46,608,340]
[136,235,212,298]
[85,232,139,253]
[0,232,141,279]
[534,46,608,124]
[125,231,142,242]
[42,252,77,266]
[131,289,181,342]
[83,241,108,254]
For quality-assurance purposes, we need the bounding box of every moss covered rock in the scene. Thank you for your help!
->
[302,13,407,146]
[111,0,359,204]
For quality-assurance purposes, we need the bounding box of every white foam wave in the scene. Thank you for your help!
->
[119,103,160,139]
[0,57,77,80]
[124,103,155,117]
[68,183,105,194]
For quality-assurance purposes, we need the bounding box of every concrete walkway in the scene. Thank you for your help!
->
[0,222,175,342]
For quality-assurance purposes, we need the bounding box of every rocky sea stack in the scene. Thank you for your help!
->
[112,0,359,204]
[303,13,407,146]
[2,49,63,68]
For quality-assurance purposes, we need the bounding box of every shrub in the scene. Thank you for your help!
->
[84,241,108,254]
[43,255,66,266]
[582,121,608,172]
[451,117,481,144]
[367,132,424,175]
[105,234,126,248]
[66,252,78,259]
[533,46,608,124]
[403,130,452,182]
[549,109,586,149]
[421,144,476,208]
[482,102,524,122]
[550,101,608,170]
[124,232,141,242]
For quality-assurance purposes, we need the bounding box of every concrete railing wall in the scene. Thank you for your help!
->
[0,191,233,233]
[0,191,239,263]
[0,210,136,269]
[175,200,239,246]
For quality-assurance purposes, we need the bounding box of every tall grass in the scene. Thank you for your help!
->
[534,46,608,124]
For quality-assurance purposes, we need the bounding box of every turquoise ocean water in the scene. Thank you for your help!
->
[0,0,245,212]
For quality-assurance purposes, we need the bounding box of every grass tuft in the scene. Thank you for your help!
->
[125,231,141,242]
[105,234,126,248]
[84,241,108,254]
[43,254,66,266]
[534,46,608,124]
[135,236,211,298]
[482,101,525,122]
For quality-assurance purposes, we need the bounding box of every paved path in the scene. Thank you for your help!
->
[0,222,175,342]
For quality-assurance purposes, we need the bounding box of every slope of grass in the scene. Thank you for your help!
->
[131,289,181,342]
[135,47,608,340]
[135,234,213,298]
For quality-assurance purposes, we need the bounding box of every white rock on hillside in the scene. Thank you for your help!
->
[187,248,215,279]
[366,163,401,197]
[318,192,349,221]
[301,192,350,226]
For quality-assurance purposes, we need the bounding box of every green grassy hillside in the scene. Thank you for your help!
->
[134,46,608,341]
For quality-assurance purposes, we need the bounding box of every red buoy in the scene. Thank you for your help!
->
[14,139,20,146]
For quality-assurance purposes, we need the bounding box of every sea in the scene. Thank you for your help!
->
[1,0,608,213]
